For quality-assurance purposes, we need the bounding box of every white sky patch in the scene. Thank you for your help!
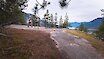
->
[22,0,104,22]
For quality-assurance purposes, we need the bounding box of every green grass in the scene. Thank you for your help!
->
[66,29,104,57]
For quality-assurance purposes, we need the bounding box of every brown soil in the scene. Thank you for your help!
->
[0,28,62,59]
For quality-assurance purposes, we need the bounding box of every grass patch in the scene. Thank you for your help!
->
[0,28,62,59]
[66,29,104,57]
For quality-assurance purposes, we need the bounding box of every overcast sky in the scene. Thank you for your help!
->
[23,0,104,22]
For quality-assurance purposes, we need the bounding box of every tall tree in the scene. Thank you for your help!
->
[79,23,87,32]
[50,14,54,27]
[95,17,104,40]
[63,20,68,28]
[54,13,58,27]
[0,0,28,26]
[63,13,69,28]
[59,16,63,28]
[44,9,50,27]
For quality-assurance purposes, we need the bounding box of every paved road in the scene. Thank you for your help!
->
[8,25,104,59]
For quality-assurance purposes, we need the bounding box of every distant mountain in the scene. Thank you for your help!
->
[83,18,103,29]
[69,22,81,28]
[69,18,103,29]
[23,12,33,20]
[22,12,33,24]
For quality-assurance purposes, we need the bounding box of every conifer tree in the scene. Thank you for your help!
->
[0,0,28,26]
[79,23,87,32]
[95,17,104,40]
[63,13,69,28]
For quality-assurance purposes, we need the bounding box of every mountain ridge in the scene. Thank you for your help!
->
[69,17,103,29]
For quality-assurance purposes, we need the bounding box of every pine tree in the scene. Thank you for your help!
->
[59,16,63,28]
[54,13,58,27]
[50,14,54,27]
[63,13,69,28]
[95,17,104,40]
[44,9,50,27]
[0,0,28,26]
[79,23,87,32]
[63,20,68,28]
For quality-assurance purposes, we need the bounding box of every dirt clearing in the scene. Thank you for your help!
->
[0,28,62,59]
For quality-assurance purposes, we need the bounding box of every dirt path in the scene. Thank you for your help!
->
[50,29,104,59]
[8,25,104,59]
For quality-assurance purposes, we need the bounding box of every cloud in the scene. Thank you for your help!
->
[23,0,104,22]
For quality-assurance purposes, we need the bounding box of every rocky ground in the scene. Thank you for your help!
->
[2,24,104,59]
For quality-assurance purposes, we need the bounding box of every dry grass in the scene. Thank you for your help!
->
[66,29,104,57]
[0,28,62,59]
